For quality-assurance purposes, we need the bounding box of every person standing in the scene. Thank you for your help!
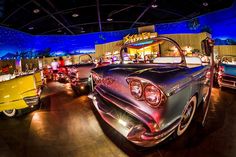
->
[51,58,59,80]
[59,57,65,67]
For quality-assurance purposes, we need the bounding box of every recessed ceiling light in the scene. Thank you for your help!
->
[57,29,62,33]
[33,9,40,14]
[203,2,208,7]
[107,18,113,21]
[151,4,158,8]
[28,27,34,30]
[72,13,79,17]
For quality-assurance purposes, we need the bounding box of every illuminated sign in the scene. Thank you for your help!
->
[123,32,157,44]
[131,39,155,46]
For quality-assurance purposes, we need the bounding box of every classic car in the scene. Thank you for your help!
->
[68,54,96,95]
[57,66,70,83]
[218,55,236,89]
[89,36,214,147]
[0,71,42,117]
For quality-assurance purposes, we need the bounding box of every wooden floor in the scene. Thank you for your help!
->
[0,82,236,157]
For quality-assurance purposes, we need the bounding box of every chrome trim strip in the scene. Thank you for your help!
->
[21,89,36,95]
[0,98,22,105]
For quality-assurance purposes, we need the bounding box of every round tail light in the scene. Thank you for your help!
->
[129,80,143,99]
[144,85,161,107]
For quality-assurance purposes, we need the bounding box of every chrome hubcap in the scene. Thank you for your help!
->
[4,110,14,114]
[180,102,194,130]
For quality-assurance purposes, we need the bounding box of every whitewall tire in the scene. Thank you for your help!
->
[177,96,197,136]
[2,109,17,117]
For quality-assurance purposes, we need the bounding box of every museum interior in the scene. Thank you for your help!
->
[0,0,236,157]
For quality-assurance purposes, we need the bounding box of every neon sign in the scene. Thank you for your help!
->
[123,32,157,44]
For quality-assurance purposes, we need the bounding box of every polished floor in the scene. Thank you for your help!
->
[0,82,236,157]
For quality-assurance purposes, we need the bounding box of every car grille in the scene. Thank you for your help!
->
[95,90,150,131]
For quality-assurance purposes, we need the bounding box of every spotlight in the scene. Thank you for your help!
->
[28,27,34,30]
[33,9,40,14]
[72,13,79,17]
[107,18,113,21]
[203,2,208,7]
[151,4,158,8]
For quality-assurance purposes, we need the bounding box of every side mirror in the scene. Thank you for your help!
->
[201,38,214,56]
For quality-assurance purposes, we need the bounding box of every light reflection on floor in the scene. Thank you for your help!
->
[0,82,236,157]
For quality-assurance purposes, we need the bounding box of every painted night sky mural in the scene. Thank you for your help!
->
[0,26,137,59]
[0,1,236,59]
[155,1,236,45]
[0,27,33,59]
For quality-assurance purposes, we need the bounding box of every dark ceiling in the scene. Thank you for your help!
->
[0,0,234,35]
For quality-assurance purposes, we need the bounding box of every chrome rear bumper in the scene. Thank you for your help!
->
[88,91,179,147]
[218,75,236,89]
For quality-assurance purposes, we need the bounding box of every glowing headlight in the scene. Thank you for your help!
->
[80,85,84,90]
[144,85,161,107]
[118,119,127,127]
[129,80,143,99]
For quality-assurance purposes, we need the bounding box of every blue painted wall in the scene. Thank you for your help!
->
[0,27,33,59]
[155,1,236,45]
[33,29,137,56]
[0,27,137,59]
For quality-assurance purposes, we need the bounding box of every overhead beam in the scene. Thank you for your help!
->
[108,5,136,17]
[32,0,74,35]
[96,0,102,32]
[18,2,188,31]
[1,0,33,24]
[19,3,149,30]
[20,4,96,29]
[130,6,151,28]
[40,21,151,34]
[45,0,72,27]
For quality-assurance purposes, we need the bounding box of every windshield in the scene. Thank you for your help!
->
[121,37,185,65]
[79,54,93,64]
[221,56,236,65]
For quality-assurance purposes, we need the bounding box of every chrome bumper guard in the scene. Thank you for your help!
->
[219,79,236,89]
[23,96,40,107]
[88,91,178,147]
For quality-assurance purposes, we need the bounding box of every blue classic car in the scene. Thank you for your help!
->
[89,36,214,147]
[218,55,236,89]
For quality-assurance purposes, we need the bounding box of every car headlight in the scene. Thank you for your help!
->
[129,80,143,99]
[144,84,161,107]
